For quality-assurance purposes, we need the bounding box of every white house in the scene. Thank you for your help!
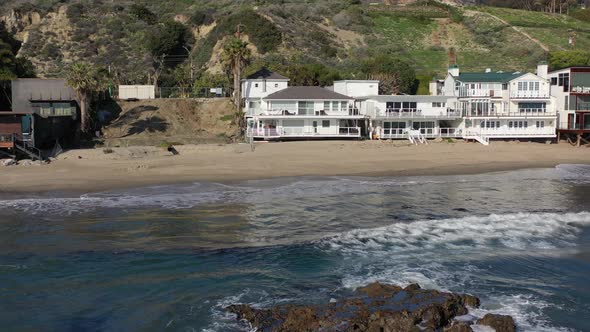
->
[242,68,290,117]
[332,80,379,98]
[356,95,461,139]
[434,64,557,141]
[248,86,363,139]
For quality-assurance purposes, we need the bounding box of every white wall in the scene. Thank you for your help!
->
[333,81,379,98]
[119,85,155,100]
[242,80,289,99]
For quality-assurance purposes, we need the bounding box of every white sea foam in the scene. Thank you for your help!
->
[319,212,590,256]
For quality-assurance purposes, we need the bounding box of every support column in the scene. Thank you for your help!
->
[577,133,581,147]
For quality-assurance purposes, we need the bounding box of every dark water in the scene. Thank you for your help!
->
[1,165,590,331]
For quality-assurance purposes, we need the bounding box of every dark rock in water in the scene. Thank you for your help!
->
[477,313,516,332]
[226,282,494,332]
[445,321,474,332]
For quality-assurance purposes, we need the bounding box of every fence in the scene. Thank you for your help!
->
[157,87,232,99]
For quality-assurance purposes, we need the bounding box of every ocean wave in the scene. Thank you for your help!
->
[318,212,590,256]
[556,164,590,184]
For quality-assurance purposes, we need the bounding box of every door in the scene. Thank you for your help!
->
[313,121,318,134]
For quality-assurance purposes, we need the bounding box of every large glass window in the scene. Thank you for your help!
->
[518,102,546,113]
[298,101,314,115]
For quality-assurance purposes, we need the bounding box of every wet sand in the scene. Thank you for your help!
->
[1,140,589,193]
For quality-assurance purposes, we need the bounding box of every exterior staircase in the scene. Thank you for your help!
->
[407,129,428,145]
[13,135,43,161]
[464,132,490,146]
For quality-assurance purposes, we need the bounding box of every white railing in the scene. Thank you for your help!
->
[466,128,556,137]
[458,89,502,98]
[249,127,361,138]
[464,110,556,117]
[379,127,462,139]
[510,91,549,99]
[379,109,462,118]
[249,108,361,117]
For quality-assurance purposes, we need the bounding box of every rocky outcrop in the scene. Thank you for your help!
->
[477,313,516,332]
[227,283,502,332]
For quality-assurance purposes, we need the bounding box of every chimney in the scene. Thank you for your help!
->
[537,61,548,80]
[448,64,459,77]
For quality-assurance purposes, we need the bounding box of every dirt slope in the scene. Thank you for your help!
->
[101,98,239,146]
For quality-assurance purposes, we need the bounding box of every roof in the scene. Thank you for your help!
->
[334,80,380,83]
[356,95,454,102]
[244,68,289,81]
[264,86,354,100]
[454,72,526,83]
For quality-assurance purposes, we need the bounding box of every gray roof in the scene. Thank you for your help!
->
[245,68,289,80]
[264,86,354,100]
[356,95,455,102]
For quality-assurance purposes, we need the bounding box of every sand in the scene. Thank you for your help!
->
[1,140,589,194]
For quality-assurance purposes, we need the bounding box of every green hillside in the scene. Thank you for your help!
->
[1,0,589,89]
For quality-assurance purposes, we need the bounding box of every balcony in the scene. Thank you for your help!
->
[33,107,77,118]
[378,108,462,119]
[467,127,556,137]
[248,108,362,117]
[464,109,556,118]
[458,89,502,98]
[248,126,361,138]
[510,91,550,99]
[379,127,462,139]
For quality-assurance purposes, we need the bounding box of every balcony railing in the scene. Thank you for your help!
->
[248,127,361,138]
[458,89,502,98]
[379,108,462,118]
[468,127,556,137]
[510,91,550,99]
[558,122,590,130]
[247,108,361,117]
[464,110,556,117]
[379,127,462,139]
[33,107,77,118]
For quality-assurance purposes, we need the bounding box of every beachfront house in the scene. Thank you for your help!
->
[356,95,461,140]
[248,86,364,139]
[243,70,374,139]
[0,79,79,159]
[432,64,557,143]
[548,66,590,140]
[242,68,290,118]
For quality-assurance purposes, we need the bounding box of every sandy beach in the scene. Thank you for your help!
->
[1,140,589,193]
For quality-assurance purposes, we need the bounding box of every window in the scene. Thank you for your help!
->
[297,101,314,115]
[332,101,339,111]
[341,101,348,111]
[274,83,279,88]
[559,73,570,92]
[502,83,508,90]
[518,102,546,113]
[509,121,513,128]
[254,83,259,88]
[322,120,330,128]
[551,77,557,85]
[324,101,330,111]
[432,102,445,108]
[524,121,528,128]
[536,121,545,128]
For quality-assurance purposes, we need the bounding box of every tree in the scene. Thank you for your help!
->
[549,50,590,69]
[361,56,418,95]
[66,62,109,133]
[221,37,251,133]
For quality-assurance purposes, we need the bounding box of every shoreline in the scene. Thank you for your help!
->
[1,140,589,195]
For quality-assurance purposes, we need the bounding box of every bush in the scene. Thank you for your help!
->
[129,4,157,25]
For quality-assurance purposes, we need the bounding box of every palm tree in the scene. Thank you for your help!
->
[66,62,108,133]
[221,37,251,133]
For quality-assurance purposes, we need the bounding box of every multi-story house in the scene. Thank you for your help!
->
[356,95,461,139]
[432,64,557,143]
[548,66,590,134]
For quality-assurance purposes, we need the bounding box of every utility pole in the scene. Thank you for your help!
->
[182,46,194,81]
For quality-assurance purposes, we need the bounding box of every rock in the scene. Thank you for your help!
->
[21,160,33,166]
[226,282,493,332]
[477,313,516,332]
[445,321,474,332]
[434,137,444,143]
[461,294,480,308]
[1,159,17,166]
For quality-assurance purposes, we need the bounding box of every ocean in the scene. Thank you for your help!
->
[1,165,590,331]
